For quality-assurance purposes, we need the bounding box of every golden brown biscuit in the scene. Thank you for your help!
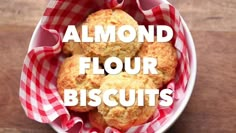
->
[131,60,164,89]
[62,25,84,56]
[88,109,108,132]
[57,55,105,112]
[97,72,158,131]
[80,9,141,64]
[138,38,178,86]
[62,40,84,56]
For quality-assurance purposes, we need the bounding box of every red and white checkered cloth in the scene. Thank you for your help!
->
[19,0,190,132]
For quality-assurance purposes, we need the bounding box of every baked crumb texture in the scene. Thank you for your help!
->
[57,55,105,112]
[98,72,158,131]
[59,9,178,132]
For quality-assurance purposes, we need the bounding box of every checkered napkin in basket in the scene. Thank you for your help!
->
[19,0,190,132]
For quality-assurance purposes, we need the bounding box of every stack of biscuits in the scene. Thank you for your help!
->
[57,9,178,132]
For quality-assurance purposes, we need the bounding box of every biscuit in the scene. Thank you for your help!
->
[57,55,105,112]
[131,59,164,89]
[80,9,141,64]
[88,109,108,132]
[62,25,84,56]
[97,72,158,131]
[138,38,178,86]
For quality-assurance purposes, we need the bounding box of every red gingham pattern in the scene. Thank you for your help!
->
[19,0,190,132]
